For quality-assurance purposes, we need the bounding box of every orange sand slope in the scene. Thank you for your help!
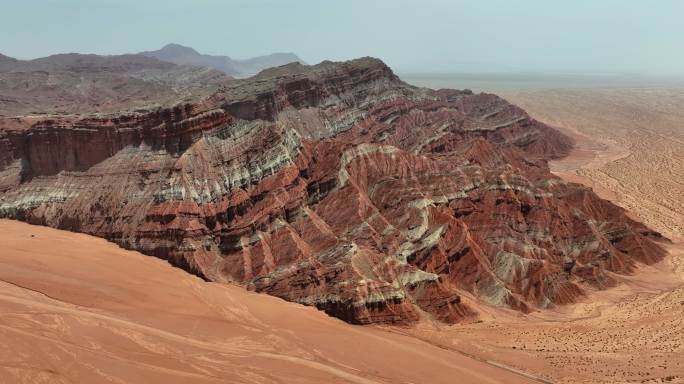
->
[0,219,534,384]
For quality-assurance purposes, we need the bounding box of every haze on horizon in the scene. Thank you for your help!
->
[1,0,684,77]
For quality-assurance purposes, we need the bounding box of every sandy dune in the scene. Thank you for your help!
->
[0,219,534,384]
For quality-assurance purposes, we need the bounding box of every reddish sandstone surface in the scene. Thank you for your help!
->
[0,58,667,324]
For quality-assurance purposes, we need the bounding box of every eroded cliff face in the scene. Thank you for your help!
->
[0,58,666,324]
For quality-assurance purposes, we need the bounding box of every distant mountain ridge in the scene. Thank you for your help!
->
[0,53,17,63]
[140,43,304,77]
[0,44,304,115]
[0,52,229,115]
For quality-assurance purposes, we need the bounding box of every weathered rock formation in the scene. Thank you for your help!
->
[0,58,666,324]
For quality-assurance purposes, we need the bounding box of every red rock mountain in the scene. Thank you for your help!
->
[0,58,666,324]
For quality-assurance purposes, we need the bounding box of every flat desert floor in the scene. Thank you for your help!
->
[400,87,684,384]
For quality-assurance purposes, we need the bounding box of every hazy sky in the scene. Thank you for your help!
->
[2,0,683,75]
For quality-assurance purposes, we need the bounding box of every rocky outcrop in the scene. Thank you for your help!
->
[0,57,667,324]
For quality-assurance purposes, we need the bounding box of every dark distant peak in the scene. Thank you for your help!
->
[157,43,201,56]
[267,52,300,59]
[137,45,305,77]
[245,52,303,64]
[140,44,208,64]
[138,44,238,75]
[0,53,20,71]
[162,43,190,50]
[0,53,17,62]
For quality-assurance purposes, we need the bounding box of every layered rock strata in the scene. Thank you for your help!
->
[0,58,666,324]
